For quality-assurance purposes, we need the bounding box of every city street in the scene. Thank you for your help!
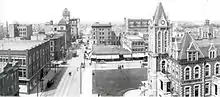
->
[53,47,85,97]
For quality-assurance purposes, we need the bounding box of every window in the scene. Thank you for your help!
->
[50,47,54,52]
[160,80,163,90]
[167,82,171,92]
[215,84,218,95]
[50,41,54,46]
[161,61,166,73]
[205,83,210,95]
[205,65,210,76]
[188,52,198,61]
[209,50,216,59]
[194,66,200,79]
[216,64,220,74]
[194,85,199,97]
[185,67,190,80]
[60,26,64,30]
[18,69,26,77]
[185,86,190,97]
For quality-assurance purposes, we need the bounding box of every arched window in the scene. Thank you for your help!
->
[205,64,210,76]
[185,67,191,80]
[158,32,161,52]
[216,63,220,74]
[161,61,166,73]
[194,66,200,79]
[165,32,167,47]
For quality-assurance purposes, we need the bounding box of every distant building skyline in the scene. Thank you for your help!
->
[0,0,220,24]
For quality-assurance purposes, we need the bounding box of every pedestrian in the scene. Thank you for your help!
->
[122,65,124,69]
[69,72,71,76]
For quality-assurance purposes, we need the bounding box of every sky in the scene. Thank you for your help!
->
[0,0,219,24]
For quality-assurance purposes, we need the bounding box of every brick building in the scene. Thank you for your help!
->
[47,32,65,61]
[0,40,50,94]
[70,18,80,41]
[8,24,33,40]
[0,61,19,96]
[197,20,217,39]
[91,22,121,45]
[124,18,150,34]
[124,18,151,51]
[121,35,146,59]
[147,2,220,97]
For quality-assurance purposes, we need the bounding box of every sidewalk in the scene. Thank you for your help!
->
[81,68,93,97]
[20,68,61,97]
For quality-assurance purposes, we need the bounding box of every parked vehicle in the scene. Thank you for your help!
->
[46,80,54,88]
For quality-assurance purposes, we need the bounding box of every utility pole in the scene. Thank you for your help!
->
[37,76,39,97]
[80,63,82,94]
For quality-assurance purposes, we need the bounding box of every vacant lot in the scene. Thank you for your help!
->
[92,68,148,96]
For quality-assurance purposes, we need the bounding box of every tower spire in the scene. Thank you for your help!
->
[153,2,167,25]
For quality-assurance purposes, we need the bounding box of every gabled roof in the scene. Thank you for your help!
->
[153,2,167,24]
[178,32,204,59]
[187,42,198,51]
[209,43,217,51]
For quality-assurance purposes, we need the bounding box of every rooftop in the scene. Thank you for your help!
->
[126,35,144,41]
[0,62,7,73]
[91,22,112,27]
[92,45,131,55]
[0,40,48,51]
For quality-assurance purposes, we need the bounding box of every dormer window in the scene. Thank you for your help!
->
[187,51,198,61]
[208,44,217,59]
[209,50,217,59]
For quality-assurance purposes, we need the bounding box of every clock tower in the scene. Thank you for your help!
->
[147,2,172,96]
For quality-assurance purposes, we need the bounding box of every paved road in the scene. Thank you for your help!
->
[53,47,85,97]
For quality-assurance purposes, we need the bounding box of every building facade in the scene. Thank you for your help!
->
[147,2,172,97]
[48,32,65,61]
[70,18,80,41]
[124,18,151,51]
[124,18,150,34]
[121,35,145,59]
[0,40,50,94]
[91,22,120,45]
[0,62,19,96]
[148,2,220,97]
[8,24,33,40]
[198,20,217,39]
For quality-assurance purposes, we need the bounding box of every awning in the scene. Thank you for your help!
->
[43,70,55,82]
[110,55,119,59]
[124,55,132,58]
[132,53,145,58]
[92,55,119,59]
